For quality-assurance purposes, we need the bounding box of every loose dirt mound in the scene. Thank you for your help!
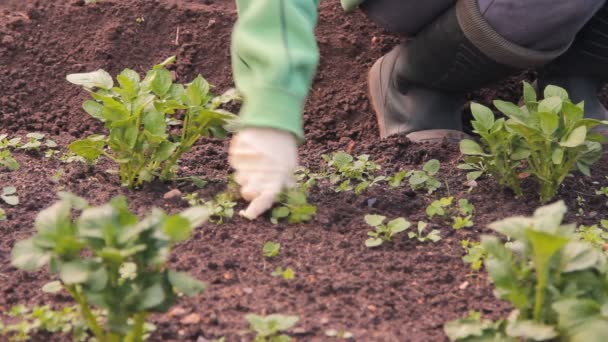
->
[1,1,607,341]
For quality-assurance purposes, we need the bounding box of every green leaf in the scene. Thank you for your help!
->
[42,281,63,294]
[11,239,50,271]
[59,261,90,285]
[157,55,177,67]
[365,238,383,248]
[505,319,558,340]
[560,125,587,148]
[163,215,193,242]
[538,112,559,136]
[423,159,440,175]
[364,214,385,227]
[552,147,564,165]
[494,100,527,122]
[544,85,569,100]
[1,193,19,206]
[179,206,210,228]
[3,186,16,195]
[82,101,106,121]
[470,103,495,131]
[467,171,483,181]
[387,218,411,233]
[523,81,537,105]
[168,270,206,296]
[263,242,280,257]
[138,283,166,310]
[66,69,114,90]
[538,96,563,114]
[561,241,604,272]
[150,69,173,97]
[68,139,106,162]
[460,139,488,156]
[553,299,608,342]
[272,207,290,220]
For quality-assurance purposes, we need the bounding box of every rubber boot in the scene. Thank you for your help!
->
[538,5,608,126]
[369,0,570,142]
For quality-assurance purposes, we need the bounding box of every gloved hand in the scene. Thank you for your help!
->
[228,127,298,220]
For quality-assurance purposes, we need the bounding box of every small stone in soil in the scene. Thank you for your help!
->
[163,188,182,200]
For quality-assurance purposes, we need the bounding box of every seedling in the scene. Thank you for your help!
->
[0,149,19,170]
[58,151,88,164]
[184,192,237,224]
[364,214,411,248]
[426,197,475,230]
[11,193,209,342]
[271,189,316,224]
[407,159,441,194]
[322,152,385,195]
[66,56,238,188]
[460,83,606,203]
[407,221,441,243]
[245,314,300,342]
[271,267,295,280]
[325,329,354,339]
[263,242,280,258]
[460,239,487,272]
[386,170,408,189]
[576,222,608,249]
[445,201,608,341]
[0,305,89,341]
[1,186,19,206]
[19,132,57,151]
[0,208,5,221]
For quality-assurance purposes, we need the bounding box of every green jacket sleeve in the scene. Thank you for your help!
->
[231,0,320,141]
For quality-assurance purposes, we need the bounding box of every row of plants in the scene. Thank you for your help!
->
[3,59,608,341]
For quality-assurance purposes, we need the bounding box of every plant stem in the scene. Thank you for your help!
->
[533,270,547,322]
[66,285,105,341]
[129,312,147,342]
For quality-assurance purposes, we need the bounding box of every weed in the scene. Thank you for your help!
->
[271,267,295,280]
[445,201,608,341]
[0,208,6,221]
[11,193,209,341]
[1,186,19,206]
[263,242,280,258]
[322,152,385,195]
[245,314,299,342]
[426,197,475,230]
[364,214,411,248]
[407,159,441,194]
[460,239,487,272]
[460,83,606,203]
[407,221,441,243]
[271,189,316,224]
[66,56,238,188]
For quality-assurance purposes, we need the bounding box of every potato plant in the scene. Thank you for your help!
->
[10,193,209,342]
[271,189,317,224]
[407,221,441,243]
[445,201,608,341]
[66,56,238,188]
[364,214,411,248]
[460,83,606,203]
[407,159,442,194]
[322,152,385,195]
[245,314,300,342]
[426,197,475,230]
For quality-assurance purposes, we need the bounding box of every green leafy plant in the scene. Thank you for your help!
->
[407,221,441,243]
[1,186,19,206]
[386,170,408,189]
[66,56,238,188]
[460,239,487,272]
[0,149,19,170]
[10,192,209,342]
[0,305,89,342]
[364,214,411,248]
[263,242,280,258]
[18,132,57,151]
[460,83,606,203]
[407,159,441,194]
[183,191,237,224]
[0,208,6,221]
[426,197,475,230]
[445,201,608,341]
[577,221,608,250]
[271,189,316,224]
[271,267,295,280]
[322,152,385,195]
[245,314,300,342]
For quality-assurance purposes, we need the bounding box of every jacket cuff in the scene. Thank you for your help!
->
[237,87,305,143]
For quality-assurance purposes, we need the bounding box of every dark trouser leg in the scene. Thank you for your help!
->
[537,3,608,122]
[365,1,570,140]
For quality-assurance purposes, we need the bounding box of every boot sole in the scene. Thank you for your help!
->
[368,58,469,143]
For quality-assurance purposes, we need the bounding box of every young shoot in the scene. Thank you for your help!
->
[245,314,300,342]
[66,56,239,189]
[364,214,411,248]
[407,221,441,243]
[322,151,385,195]
[11,193,209,342]
[426,197,475,230]
[271,189,316,224]
[407,159,441,194]
[263,242,280,258]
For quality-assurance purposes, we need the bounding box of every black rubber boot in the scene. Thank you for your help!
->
[369,0,570,142]
[538,5,608,123]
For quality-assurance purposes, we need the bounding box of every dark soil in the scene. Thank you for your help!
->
[1,1,608,341]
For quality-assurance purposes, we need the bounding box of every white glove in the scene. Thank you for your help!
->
[228,127,298,220]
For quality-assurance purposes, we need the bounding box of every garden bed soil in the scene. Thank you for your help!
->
[1,1,608,341]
